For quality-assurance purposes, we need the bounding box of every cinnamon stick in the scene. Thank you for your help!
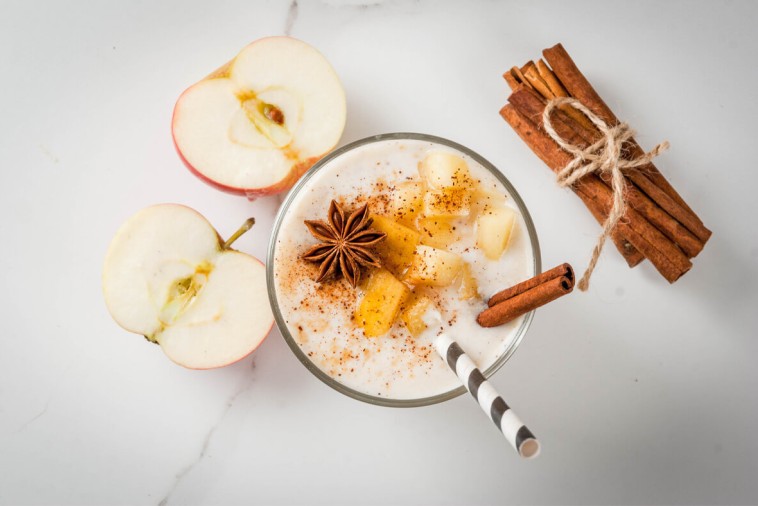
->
[503,69,520,91]
[535,59,567,96]
[499,102,643,267]
[478,266,575,328]
[521,63,554,100]
[542,43,711,243]
[586,187,692,283]
[508,87,705,258]
[500,105,692,283]
[506,55,711,247]
[535,59,595,132]
[585,190,645,267]
[488,263,574,307]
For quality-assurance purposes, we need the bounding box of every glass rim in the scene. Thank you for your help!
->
[266,132,541,408]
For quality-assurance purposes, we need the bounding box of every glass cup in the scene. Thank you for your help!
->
[267,133,541,407]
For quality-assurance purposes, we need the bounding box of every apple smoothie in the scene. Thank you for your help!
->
[270,136,537,401]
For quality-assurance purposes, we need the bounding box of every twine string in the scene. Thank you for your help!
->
[542,97,669,291]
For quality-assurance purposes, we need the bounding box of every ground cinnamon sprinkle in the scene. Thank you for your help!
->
[276,201,443,379]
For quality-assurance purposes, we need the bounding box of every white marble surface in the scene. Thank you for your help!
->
[1,1,757,504]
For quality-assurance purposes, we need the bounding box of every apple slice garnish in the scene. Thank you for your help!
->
[102,204,273,369]
[172,37,346,198]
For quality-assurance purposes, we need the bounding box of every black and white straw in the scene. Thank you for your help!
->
[433,332,540,459]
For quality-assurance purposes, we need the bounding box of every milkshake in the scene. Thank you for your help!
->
[269,134,539,404]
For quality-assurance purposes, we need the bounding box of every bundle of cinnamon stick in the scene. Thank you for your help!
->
[501,44,711,284]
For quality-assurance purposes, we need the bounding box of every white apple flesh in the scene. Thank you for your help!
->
[172,37,346,198]
[102,204,273,369]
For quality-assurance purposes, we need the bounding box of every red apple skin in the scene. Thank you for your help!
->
[171,36,341,199]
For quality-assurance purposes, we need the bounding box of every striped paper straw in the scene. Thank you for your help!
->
[433,332,540,459]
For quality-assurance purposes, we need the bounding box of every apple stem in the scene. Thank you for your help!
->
[224,218,256,248]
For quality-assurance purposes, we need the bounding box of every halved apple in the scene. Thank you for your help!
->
[172,37,346,198]
[102,204,273,369]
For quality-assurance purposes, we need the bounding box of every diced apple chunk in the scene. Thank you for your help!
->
[476,206,517,260]
[419,151,475,190]
[470,186,507,221]
[418,217,460,249]
[405,245,463,287]
[355,269,410,338]
[458,263,479,300]
[400,294,435,337]
[389,182,424,226]
[370,215,420,275]
[423,188,471,218]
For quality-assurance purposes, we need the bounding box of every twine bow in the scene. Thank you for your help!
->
[542,97,669,291]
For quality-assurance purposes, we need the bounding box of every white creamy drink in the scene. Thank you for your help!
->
[272,138,535,401]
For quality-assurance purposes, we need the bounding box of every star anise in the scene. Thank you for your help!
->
[301,200,386,287]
